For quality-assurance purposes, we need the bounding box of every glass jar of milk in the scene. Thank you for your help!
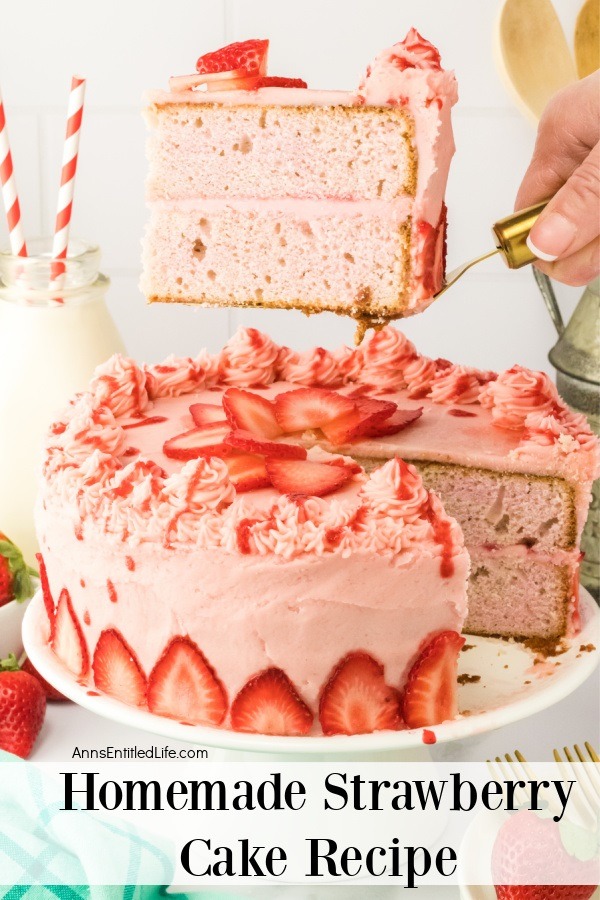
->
[0,239,125,564]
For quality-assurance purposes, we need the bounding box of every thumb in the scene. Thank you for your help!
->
[527,142,600,262]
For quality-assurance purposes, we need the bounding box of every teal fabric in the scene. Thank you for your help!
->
[0,750,186,897]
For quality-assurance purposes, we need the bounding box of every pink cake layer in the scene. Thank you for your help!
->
[144,104,416,203]
[141,201,417,314]
[142,31,457,314]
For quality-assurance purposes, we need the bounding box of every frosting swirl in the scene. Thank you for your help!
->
[361,458,428,522]
[479,365,559,430]
[61,397,127,459]
[357,327,417,392]
[89,355,149,418]
[403,355,437,399]
[195,348,220,386]
[164,458,235,514]
[429,365,481,405]
[332,345,364,383]
[277,346,341,387]
[358,29,456,108]
[145,356,205,399]
[218,327,280,386]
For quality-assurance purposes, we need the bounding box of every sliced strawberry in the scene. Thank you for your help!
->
[206,73,261,92]
[169,69,259,93]
[256,76,308,88]
[196,39,269,77]
[230,668,313,736]
[36,553,55,636]
[225,454,271,492]
[274,388,356,434]
[402,631,465,729]
[92,629,147,707]
[21,657,68,702]
[415,203,447,297]
[225,429,307,459]
[320,398,396,444]
[189,403,227,428]
[163,422,232,460]
[319,652,402,735]
[325,458,363,475]
[52,588,89,678]
[147,637,227,726]
[359,407,423,438]
[222,388,282,438]
[266,458,353,497]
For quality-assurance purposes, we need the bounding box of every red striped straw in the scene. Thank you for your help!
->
[0,87,27,257]
[51,75,86,280]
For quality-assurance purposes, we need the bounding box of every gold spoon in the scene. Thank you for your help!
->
[495,0,577,121]
[575,0,600,78]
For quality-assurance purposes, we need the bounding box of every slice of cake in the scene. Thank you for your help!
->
[35,347,469,737]
[141,32,457,320]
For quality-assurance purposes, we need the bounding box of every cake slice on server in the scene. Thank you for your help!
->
[141,32,457,320]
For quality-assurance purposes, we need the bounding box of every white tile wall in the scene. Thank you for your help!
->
[0,0,583,369]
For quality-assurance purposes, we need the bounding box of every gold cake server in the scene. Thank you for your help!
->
[355,199,549,342]
[434,199,548,299]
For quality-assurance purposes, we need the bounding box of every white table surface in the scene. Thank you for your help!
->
[30,660,599,900]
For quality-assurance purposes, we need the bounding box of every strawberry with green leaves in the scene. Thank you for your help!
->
[0,532,38,607]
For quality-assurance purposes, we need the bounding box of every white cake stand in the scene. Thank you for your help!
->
[23,589,599,760]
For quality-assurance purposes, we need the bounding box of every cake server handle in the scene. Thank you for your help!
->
[436,199,549,297]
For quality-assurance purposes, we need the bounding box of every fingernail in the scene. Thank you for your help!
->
[527,236,558,262]
[528,213,577,261]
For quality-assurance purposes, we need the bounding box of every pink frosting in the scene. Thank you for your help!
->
[276,346,341,387]
[480,365,560,430]
[145,355,205,399]
[356,326,417,391]
[89,355,149,418]
[61,398,127,459]
[164,457,235,513]
[516,410,600,473]
[358,29,454,106]
[361,458,428,522]
[218,327,280,386]
[428,365,482,405]
[331,345,364,384]
[195,348,220,386]
[403,355,437,399]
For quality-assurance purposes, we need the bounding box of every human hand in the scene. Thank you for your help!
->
[515,71,599,286]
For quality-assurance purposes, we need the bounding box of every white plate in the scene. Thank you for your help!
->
[0,594,33,659]
[23,589,599,756]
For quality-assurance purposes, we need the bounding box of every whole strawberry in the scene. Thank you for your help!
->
[0,656,46,758]
[0,531,38,608]
[21,657,69,702]
[492,810,598,900]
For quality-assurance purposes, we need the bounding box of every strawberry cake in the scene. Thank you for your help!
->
[35,335,472,737]
[35,327,599,734]
[141,32,457,321]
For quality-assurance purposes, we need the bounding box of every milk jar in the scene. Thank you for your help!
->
[0,239,125,563]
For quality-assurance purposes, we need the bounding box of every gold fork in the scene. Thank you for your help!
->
[487,744,600,828]
[553,743,600,827]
